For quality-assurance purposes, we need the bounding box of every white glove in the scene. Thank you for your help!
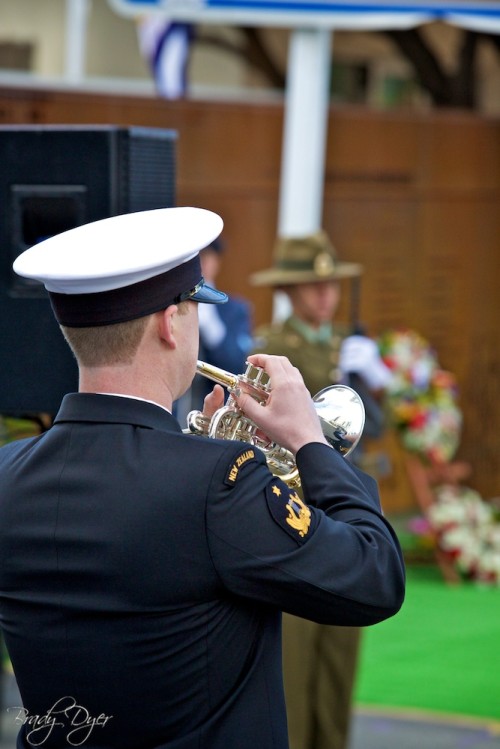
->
[198,304,227,349]
[339,335,393,390]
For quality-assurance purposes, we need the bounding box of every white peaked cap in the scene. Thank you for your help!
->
[13,206,227,327]
[14,206,223,293]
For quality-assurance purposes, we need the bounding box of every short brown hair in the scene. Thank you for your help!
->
[61,316,149,367]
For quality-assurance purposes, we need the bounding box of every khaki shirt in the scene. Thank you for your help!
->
[252,317,351,398]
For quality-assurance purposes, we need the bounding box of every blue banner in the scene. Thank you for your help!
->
[108,0,500,31]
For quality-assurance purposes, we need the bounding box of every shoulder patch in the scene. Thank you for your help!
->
[265,479,313,544]
[224,447,258,485]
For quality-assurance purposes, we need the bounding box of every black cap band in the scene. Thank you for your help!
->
[50,255,203,327]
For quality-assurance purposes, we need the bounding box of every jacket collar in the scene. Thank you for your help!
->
[53,392,182,434]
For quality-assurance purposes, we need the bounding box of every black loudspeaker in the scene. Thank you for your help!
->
[0,125,177,415]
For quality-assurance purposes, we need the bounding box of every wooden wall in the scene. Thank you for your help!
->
[0,85,499,504]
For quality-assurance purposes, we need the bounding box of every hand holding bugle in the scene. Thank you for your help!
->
[186,355,365,488]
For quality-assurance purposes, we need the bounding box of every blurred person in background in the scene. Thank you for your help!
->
[175,236,254,420]
[250,229,393,749]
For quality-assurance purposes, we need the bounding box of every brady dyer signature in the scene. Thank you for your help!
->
[8,696,113,746]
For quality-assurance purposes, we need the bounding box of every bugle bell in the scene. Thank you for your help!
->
[186,360,365,489]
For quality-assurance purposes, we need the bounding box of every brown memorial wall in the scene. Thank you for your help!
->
[0,85,498,508]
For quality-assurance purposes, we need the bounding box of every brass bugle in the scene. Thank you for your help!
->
[193,360,271,402]
[186,360,365,489]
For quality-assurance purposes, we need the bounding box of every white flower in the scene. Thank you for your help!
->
[426,483,500,585]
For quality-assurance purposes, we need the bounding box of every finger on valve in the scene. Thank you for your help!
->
[202,384,225,418]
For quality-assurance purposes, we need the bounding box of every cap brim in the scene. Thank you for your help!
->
[250,263,363,287]
[191,282,228,305]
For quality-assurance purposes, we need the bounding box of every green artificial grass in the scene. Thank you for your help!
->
[354,565,500,721]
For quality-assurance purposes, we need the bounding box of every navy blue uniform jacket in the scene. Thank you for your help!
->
[0,393,405,748]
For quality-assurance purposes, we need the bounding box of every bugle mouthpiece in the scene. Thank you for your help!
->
[196,361,239,390]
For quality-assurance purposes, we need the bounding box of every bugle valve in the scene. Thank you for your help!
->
[186,360,365,489]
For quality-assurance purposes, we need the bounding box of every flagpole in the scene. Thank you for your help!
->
[277,27,332,237]
[64,0,91,83]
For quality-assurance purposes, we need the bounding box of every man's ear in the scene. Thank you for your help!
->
[158,306,178,349]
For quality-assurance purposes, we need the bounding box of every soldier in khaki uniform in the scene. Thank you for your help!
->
[250,230,393,749]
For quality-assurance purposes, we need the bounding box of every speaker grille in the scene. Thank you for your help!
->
[124,127,177,213]
[0,125,178,414]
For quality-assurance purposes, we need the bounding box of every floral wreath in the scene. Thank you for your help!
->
[377,329,500,586]
[378,329,462,465]
[427,485,500,585]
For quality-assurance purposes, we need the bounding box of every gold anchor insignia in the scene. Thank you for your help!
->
[286,492,311,537]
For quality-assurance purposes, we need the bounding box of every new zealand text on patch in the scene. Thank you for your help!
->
[225,449,256,484]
